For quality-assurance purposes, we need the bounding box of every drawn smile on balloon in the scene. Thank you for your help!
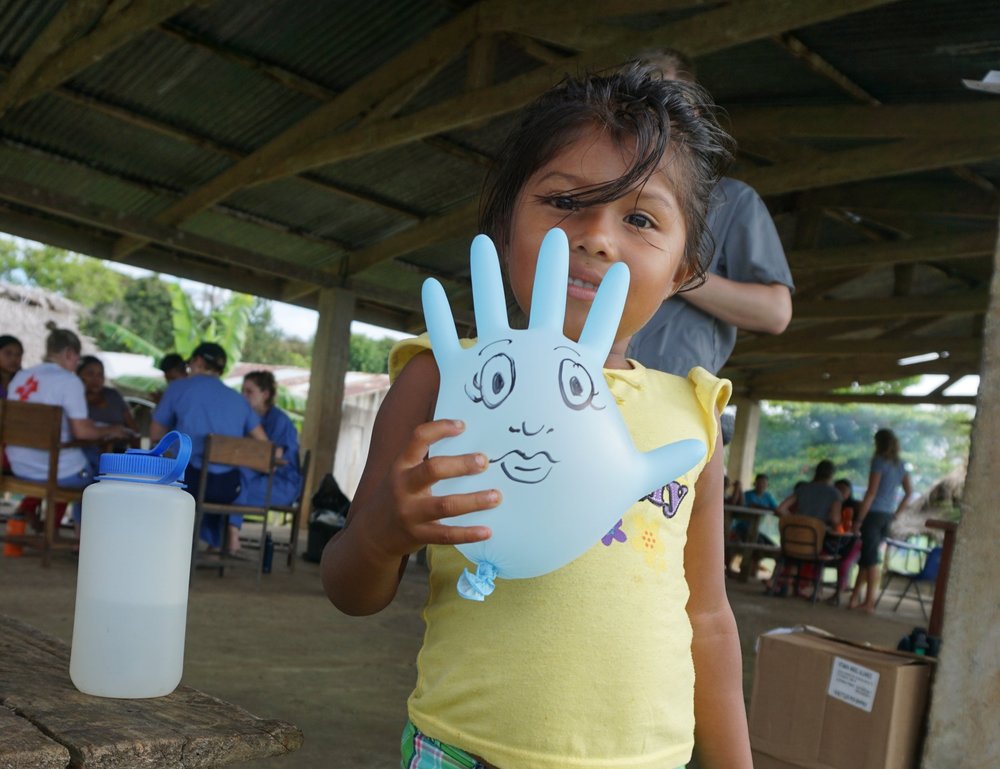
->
[491,449,559,484]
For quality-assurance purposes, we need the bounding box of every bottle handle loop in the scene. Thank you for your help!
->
[123,431,192,486]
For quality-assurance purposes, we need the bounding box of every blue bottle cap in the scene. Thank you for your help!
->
[98,431,192,486]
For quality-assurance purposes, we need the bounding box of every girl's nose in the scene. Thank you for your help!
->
[569,207,616,260]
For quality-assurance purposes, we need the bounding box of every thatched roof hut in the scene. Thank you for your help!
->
[0,281,96,366]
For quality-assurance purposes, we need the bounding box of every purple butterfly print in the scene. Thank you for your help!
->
[601,518,627,546]
[641,481,689,518]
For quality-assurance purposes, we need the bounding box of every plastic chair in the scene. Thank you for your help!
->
[876,545,942,620]
[767,515,840,604]
[192,434,276,584]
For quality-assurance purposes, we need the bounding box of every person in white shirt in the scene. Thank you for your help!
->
[8,324,129,534]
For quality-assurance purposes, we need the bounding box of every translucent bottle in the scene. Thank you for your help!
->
[70,431,194,698]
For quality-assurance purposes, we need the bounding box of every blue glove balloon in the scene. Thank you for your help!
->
[422,228,705,601]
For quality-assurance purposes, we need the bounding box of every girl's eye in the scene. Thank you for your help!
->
[550,196,578,211]
[625,212,653,229]
[558,359,595,410]
[477,353,515,409]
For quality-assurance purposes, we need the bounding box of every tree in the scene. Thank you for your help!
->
[349,333,396,373]
[242,298,311,367]
[0,238,124,309]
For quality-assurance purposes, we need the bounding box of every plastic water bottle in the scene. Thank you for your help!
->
[262,533,274,574]
[70,432,194,699]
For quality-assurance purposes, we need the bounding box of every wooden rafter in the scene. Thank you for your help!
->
[0,1,106,115]
[787,231,996,272]
[792,290,988,321]
[0,0,199,115]
[244,0,902,187]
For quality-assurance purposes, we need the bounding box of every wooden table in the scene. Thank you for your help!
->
[0,615,303,768]
[723,504,779,582]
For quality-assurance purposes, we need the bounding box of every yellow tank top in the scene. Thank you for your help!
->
[390,336,730,769]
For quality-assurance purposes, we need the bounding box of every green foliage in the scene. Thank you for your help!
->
[242,298,312,367]
[750,401,972,500]
[0,239,125,309]
[349,333,396,374]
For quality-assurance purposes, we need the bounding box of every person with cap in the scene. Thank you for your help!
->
[150,341,268,551]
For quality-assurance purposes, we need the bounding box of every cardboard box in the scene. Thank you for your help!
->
[749,628,933,769]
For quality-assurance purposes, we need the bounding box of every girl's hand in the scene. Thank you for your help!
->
[356,418,498,563]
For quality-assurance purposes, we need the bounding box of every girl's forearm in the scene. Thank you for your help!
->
[320,520,408,616]
[690,608,753,769]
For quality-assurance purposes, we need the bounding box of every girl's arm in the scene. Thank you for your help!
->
[855,469,882,530]
[320,351,497,616]
[686,425,753,769]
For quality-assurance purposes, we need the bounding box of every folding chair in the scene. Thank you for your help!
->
[876,545,942,620]
[269,448,311,571]
[191,434,276,584]
[767,515,841,604]
[0,400,85,566]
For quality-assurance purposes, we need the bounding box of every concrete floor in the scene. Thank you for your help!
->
[1,534,929,769]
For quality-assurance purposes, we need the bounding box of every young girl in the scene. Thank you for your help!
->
[321,64,751,769]
[848,428,912,613]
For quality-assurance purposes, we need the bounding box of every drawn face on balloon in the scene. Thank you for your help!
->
[422,228,705,599]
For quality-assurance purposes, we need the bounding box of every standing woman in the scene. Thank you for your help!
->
[227,370,302,553]
[848,428,912,613]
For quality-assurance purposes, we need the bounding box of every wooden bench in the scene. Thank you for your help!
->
[0,614,302,768]
[0,401,85,566]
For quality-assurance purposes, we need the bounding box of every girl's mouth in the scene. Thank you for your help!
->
[567,275,599,301]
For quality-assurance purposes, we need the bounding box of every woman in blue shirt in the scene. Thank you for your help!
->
[848,428,912,613]
[229,370,302,553]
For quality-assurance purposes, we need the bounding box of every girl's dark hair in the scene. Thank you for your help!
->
[479,62,734,288]
[0,335,23,352]
[77,355,103,375]
[44,322,82,356]
[874,428,900,463]
[244,370,277,407]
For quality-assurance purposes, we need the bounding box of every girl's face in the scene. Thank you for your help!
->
[242,379,270,414]
[507,129,689,354]
[0,344,22,375]
[78,362,104,393]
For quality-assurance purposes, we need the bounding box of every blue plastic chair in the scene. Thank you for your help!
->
[875,545,942,620]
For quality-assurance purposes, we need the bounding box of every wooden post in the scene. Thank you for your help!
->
[726,397,761,488]
[922,225,1000,769]
[300,288,355,522]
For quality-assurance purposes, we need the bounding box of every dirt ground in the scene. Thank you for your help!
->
[0,530,929,769]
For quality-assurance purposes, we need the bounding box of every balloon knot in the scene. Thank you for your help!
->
[457,562,498,601]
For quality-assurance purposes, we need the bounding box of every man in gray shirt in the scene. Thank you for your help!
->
[629,50,794,376]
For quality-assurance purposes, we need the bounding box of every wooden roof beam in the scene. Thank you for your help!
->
[250,0,901,186]
[730,101,1000,141]
[793,290,988,321]
[0,1,106,116]
[745,136,1000,197]
[788,230,996,272]
[750,391,976,406]
[0,0,199,115]
[771,32,880,105]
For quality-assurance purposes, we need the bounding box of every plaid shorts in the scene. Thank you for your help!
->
[400,721,485,769]
[400,719,687,769]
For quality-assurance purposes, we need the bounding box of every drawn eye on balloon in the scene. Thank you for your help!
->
[422,228,705,601]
